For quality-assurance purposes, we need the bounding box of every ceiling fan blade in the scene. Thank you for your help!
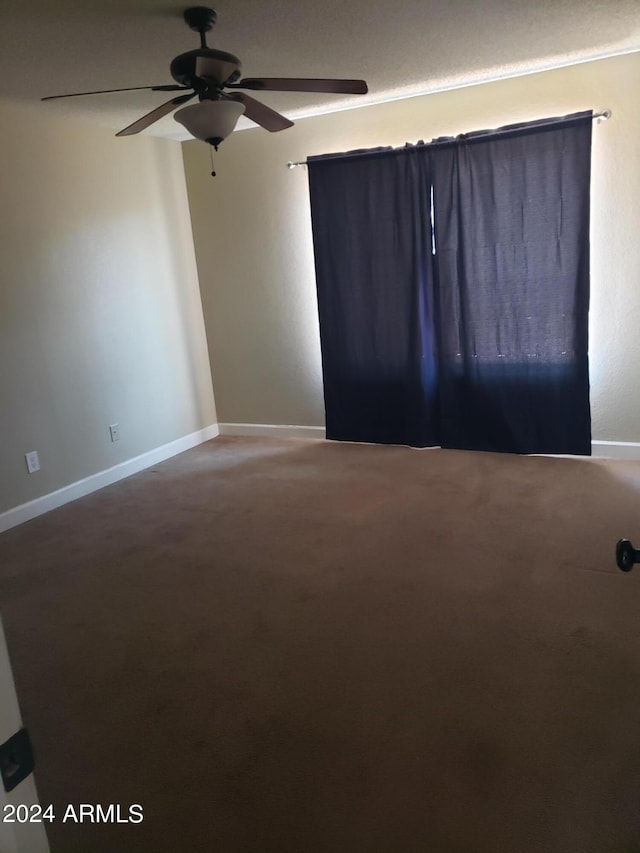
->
[230,78,368,94]
[226,93,294,133]
[42,85,189,102]
[115,92,196,137]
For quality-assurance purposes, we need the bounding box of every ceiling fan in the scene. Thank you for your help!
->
[42,6,368,149]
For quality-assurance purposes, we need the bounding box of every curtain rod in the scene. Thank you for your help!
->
[286,109,612,169]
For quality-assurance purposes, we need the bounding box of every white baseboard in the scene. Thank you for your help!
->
[591,440,640,460]
[0,424,219,534]
[218,423,326,440]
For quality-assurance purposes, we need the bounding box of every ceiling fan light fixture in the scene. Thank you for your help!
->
[174,98,245,146]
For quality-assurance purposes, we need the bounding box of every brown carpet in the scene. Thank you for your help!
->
[2,436,640,852]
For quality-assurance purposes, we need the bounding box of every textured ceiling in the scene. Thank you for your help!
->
[0,0,638,141]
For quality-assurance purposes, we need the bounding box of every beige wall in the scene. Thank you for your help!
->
[0,102,216,514]
[183,52,640,442]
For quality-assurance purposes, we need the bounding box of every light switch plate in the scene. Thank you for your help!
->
[25,451,40,473]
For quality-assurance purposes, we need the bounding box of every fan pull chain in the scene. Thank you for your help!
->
[209,144,217,177]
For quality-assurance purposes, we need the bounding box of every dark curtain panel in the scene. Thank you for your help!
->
[431,113,593,454]
[308,148,439,446]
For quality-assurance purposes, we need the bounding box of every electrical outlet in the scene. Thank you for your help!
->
[109,423,120,443]
[25,451,40,473]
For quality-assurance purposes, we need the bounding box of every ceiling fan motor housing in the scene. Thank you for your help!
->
[170,49,241,90]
